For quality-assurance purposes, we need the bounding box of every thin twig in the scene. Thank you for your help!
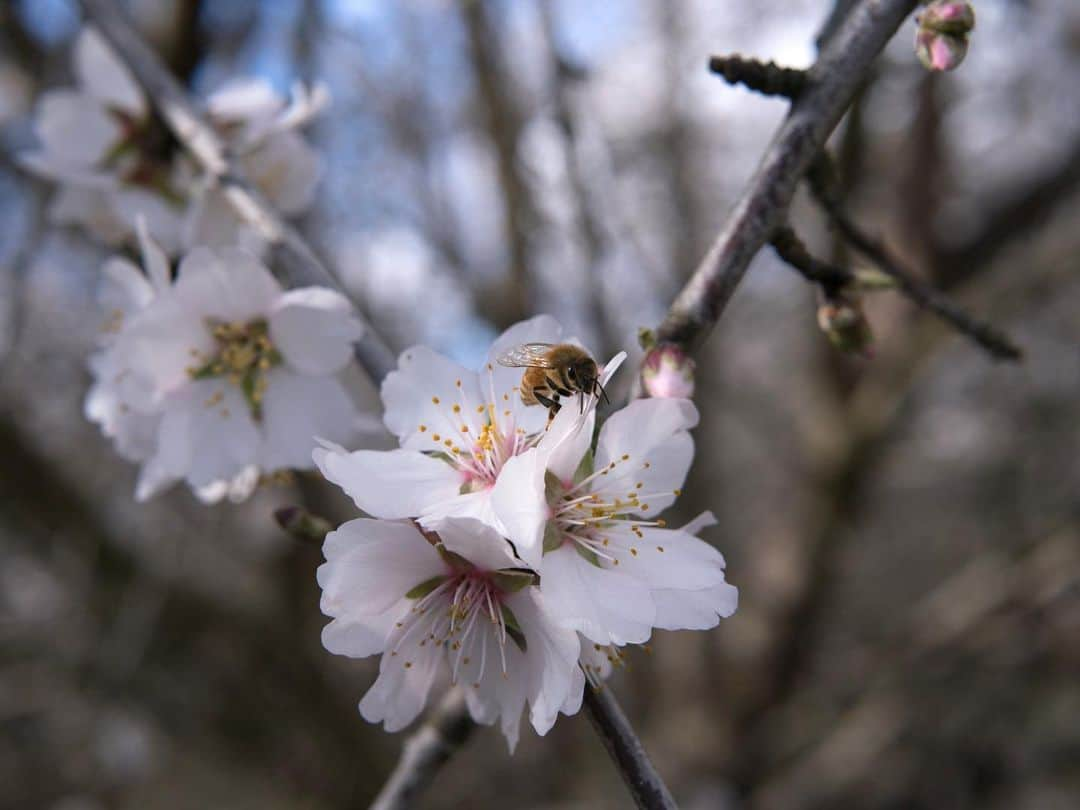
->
[655,0,919,353]
[368,689,476,810]
[583,684,679,810]
[707,55,807,99]
[78,0,396,384]
[770,226,851,293]
[807,154,1023,360]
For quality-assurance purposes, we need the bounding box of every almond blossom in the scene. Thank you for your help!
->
[182,78,328,252]
[314,315,625,569]
[88,237,368,500]
[535,397,738,646]
[20,28,329,254]
[19,27,187,251]
[317,516,579,750]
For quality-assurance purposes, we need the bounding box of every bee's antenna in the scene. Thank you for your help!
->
[596,381,610,405]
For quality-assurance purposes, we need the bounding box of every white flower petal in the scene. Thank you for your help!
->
[242,130,323,215]
[75,27,146,115]
[539,545,655,645]
[489,448,548,568]
[359,636,443,733]
[313,446,461,519]
[135,216,171,292]
[594,398,699,516]
[652,582,738,631]
[156,381,260,488]
[433,517,519,572]
[381,346,485,449]
[318,519,445,617]
[510,588,581,736]
[269,287,363,376]
[173,247,282,324]
[321,606,398,659]
[609,525,729,591]
[261,370,359,471]
[34,89,120,168]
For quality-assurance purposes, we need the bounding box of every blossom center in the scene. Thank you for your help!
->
[390,566,528,688]
[187,318,282,420]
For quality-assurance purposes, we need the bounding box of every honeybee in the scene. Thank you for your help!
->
[496,342,609,419]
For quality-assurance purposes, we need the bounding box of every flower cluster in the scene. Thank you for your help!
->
[20,27,326,253]
[315,316,737,749]
[86,222,367,502]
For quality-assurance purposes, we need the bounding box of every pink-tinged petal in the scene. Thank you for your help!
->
[75,27,146,116]
[34,89,120,168]
[359,638,443,733]
[381,346,485,450]
[313,446,461,519]
[433,517,518,572]
[318,519,445,617]
[594,398,698,516]
[652,581,738,631]
[269,287,363,376]
[489,448,548,568]
[539,545,655,645]
[173,247,282,323]
[261,370,359,471]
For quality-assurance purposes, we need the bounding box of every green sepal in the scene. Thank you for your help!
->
[405,574,448,600]
[491,568,538,593]
[500,604,528,654]
[542,522,562,554]
[544,470,564,502]
[572,448,594,486]
[436,545,471,571]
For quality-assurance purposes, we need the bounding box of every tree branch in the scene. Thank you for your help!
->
[368,689,476,810]
[78,0,397,384]
[655,0,919,352]
[806,155,1022,360]
[583,684,678,810]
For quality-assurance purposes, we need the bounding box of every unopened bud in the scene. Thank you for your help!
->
[817,297,873,356]
[641,343,696,399]
[915,27,969,72]
[915,2,973,72]
[274,506,334,542]
[917,2,975,36]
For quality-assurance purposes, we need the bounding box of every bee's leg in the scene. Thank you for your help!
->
[534,390,561,420]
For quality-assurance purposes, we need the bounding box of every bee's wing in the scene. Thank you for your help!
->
[495,343,557,368]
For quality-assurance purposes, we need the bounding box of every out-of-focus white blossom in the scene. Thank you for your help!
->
[87,232,368,501]
[314,316,624,569]
[183,78,328,252]
[20,29,329,254]
[317,516,580,751]
[20,27,186,251]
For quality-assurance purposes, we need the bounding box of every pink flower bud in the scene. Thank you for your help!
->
[915,27,969,72]
[641,344,696,399]
[917,1,975,35]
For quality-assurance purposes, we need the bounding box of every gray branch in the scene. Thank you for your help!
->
[583,684,679,810]
[656,0,919,352]
[78,0,396,384]
[368,689,475,810]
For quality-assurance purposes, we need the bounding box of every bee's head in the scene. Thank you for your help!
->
[567,357,599,395]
